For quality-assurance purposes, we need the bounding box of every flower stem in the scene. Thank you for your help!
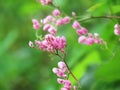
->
[55,51,80,86]
[77,15,120,22]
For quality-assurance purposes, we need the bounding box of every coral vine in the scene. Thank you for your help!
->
[29,0,120,90]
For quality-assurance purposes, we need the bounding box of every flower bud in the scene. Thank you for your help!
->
[72,21,80,29]
[72,12,76,16]
[53,9,60,16]
[52,67,59,74]
[58,61,66,69]
[78,35,87,44]
[85,37,94,45]
[29,41,34,48]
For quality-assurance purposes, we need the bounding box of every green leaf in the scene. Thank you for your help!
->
[53,0,68,8]
[87,3,104,13]
[0,30,18,56]
[111,5,120,14]
[70,50,101,84]
[96,49,120,83]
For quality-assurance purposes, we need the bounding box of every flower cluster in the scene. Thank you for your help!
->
[114,24,120,36]
[38,0,53,5]
[32,9,70,34]
[29,9,72,52]
[29,3,113,89]
[35,34,66,52]
[72,21,105,45]
[52,61,77,90]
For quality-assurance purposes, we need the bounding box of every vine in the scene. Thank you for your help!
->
[29,0,120,90]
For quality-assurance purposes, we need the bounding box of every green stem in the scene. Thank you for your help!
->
[55,52,80,86]
[77,15,120,22]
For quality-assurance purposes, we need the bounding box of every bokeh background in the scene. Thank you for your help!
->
[0,0,120,90]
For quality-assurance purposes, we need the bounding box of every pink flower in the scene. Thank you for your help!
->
[38,0,52,5]
[76,27,88,35]
[114,29,120,35]
[88,33,93,38]
[53,9,61,16]
[114,24,120,29]
[72,21,81,29]
[94,33,99,38]
[43,24,51,31]
[52,61,73,90]
[43,15,55,24]
[52,67,59,74]
[56,19,64,26]
[32,19,40,30]
[85,37,94,45]
[64,80,71,86]
[63,16,71,24]
[78,35,87,44]
[32,19,39,24]
[73,86,77,90]
[33,24,40,30]
[114,24,120,35]
[94,39,101,44]
[56,70,65,77]
[53,36,66,50]
[64,80,72,89]
[72,12,76,16]
[45,34,55,42]
[58,61,67,72]
[61,88,68,90]
[48,26,57,35]
[58,61,66,69]
[57,78,64,84]
[29,41,34,48]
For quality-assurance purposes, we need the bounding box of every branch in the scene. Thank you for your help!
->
[77,15,120,22]
[55,51,80,86]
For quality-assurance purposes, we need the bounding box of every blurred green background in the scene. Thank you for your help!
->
[0,0,120,90]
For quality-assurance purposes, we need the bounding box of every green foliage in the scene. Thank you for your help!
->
[0,0,120,90]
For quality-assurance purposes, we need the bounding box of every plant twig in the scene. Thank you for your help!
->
[77,15,120,22]
[55,51,80,86]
